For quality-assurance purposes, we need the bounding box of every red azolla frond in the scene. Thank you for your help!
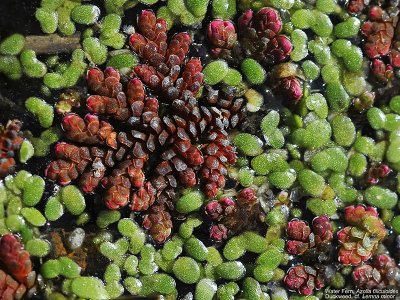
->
[284,265,324,296]
[266,35,293,63]
[130,129,203,228]
[179,58,204,96]
[238,9,253,28]
[287,240,310,255]
[286,216,333,256]
[62,113,116,146]
[337,207,386,266]
[205,200,224,221]
[208,8,292,64]
[201,130,237,198]
[165,33,191,69]
[129,10,203,102]
[286,219,311,255]
[209,224,228,241]
[207,20,237,50]
[86,67,122,97]
[131,181,157,212]
[87,95,129,121]
[45,143,100,190]
[361,21,394,58]
[371,59,393,83]
[287,219,311,243]
[182,146,204,166]
[142,203,172,244]
[0,120,23,178]
[338,247,371,266]
[203,85,246,129]
[130,11,168,66]
[367,163,391,184]
[204,188,261,238]
[178,168,197,187]
[353,254,399,288]
[136,10,167,48]
[279,76,303,102]
[0,269,27,300]
[45,11,248,243]
[205,197,236,222]
[253,7,282,39]
[0,235,32,285]
[132,64,164,90]
[236,187,257,206]
[130,10,188,73]
[126,78,145,105]
[102,159,147,209]
[312,215,333,245]
[344,205,378,225]
[48,71,162,204]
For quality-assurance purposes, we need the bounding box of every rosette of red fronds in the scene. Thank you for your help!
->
[0,235,33,287]
[209,224,229,241]
[45,143,100,190]
[200,130,237,197]
[206,188,262,240]
[142,203,173,244]
[0,120,23,178]
[352,254,399,288]
[344,204,379,226]
[208,7,292,65]
[367,163,391,185]
[357,5,400,84]
[205,196,236,222]
[131,129,203,210]
[361,17,394,59]
[278,76,303,103]
[0,270,27,300]
[207,20,237,57]
[236,187,258,205]
[286,216,333,255]
[129,10,203,100]
[284,265,324,296]
[312,215,333,245]
[46,68,169,209]
[337,205,387,266]
[286,219,311,255]
[252,7,282,39]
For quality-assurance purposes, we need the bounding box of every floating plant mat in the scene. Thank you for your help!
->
[1,0,400,299]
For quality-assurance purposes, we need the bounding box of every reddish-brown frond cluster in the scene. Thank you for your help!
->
[0,234,35,300]
[0,120,23,178]
[46,10,247,243]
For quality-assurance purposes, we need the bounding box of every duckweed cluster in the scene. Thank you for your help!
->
[1,0,400,298]
[88,215,286,299]
[0,34,47,80]
[0,171,57,262]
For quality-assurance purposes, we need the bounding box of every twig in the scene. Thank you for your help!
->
[24,33,81,55]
